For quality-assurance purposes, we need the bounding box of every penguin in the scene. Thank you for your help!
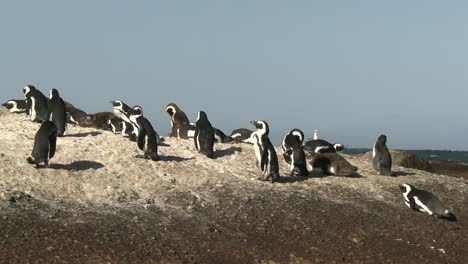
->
[282,129,308,176]
[47,89,67,136]
[27,121,57,168]
[111,100,132,123]
[129,106,160,161]
[1,99,27,113]
[399,184,457,222]
[251,120,280,182]
[23,85,49,122]
[229,128,254,143]
[213,128,233,143]
[307,152,358,176]
[108,116,124,134]
[165,103,191,139]
[84,112,115,130]
[187,123,196,138]
[194,111,215,158]
[372,134,393,176]
[282,128,305,164]
[66,106,88,126]
[121,120,137,141]
[303,139,345,154]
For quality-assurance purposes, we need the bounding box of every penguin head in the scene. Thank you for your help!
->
[49,88,59,99]
[250,120,269,136]
[377,134,387,144]
[1,100,12,108]
[197,111,208,121]
[111,100,124,109]
[290,128,305,143]
[130,106,143,117]
[23,85,35,95]
[399,183,415,194]
[166,103,178,117]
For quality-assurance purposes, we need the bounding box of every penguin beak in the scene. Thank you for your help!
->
[1,103,6,107]
[250,121,261,129]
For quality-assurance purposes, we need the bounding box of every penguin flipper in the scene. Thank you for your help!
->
[137,128,147,151]
[409,198,417,210]
[260,147,268,172]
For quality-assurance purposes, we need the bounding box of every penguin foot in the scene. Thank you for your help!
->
[27,157,35,164]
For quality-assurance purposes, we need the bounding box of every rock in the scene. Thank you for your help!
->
[364,150,434,173]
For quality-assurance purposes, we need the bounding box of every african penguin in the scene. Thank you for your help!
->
[230,128,254,144]
[66,105,88,126]
[213,128,233,143]
[399,184,456,222]
[307,152,358,177]
[84,112,115,130]
[251,120,280,182]
[303,139,344,154]
[23,85,49,122]
[1,100,27,113]
[129,106,160,161]
[372,134,393,176]
[47,88,67,136]
[165,103,191,139]
[121,120,137,141]
[282,128,308,176]
[194,111,215,158]
[27,121,57,168]
[111,100,132,123]
[282,128,305,164]
[108,116,124,134]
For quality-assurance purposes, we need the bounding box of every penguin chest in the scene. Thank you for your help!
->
[30,97,37,121]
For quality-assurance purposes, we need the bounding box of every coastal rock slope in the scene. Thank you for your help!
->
[0,109,467,263]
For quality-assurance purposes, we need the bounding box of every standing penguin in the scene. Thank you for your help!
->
[282,128,308,176]
[27,121,57,168]
[251,120,280,182]
[373,134,393,176]
[194,111,215,158]
[165,103,191,139]
[399,184,457,221]
[48,89,67,136]
[129,106,160,161]
[282,128,305,164]
[23,85,49,122]
[2,99,27,113]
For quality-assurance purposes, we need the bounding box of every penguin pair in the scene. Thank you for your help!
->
[251,120,280,182]
[110,100,138,140]
[282,128,308,176]
[129,106,160,161]
[399,183,456,222]
[373,134,393,176]
[27,121,57,168]
[2,100,27,113]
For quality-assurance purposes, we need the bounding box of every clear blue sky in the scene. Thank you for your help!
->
[2,1,467,150]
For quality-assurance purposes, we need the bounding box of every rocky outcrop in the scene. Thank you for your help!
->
[364,150,434,173]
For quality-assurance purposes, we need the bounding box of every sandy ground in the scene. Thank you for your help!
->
[0,109,467,263]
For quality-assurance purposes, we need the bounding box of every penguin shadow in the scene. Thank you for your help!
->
[48,160,105,171]
[392,171,415,177]
[214,146,242,159]
[65,131,102,138]
[308,171,364,178]
[276,175,309,183]
[159,155,195,162]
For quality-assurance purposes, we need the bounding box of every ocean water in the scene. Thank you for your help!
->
[344,149,468,163]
